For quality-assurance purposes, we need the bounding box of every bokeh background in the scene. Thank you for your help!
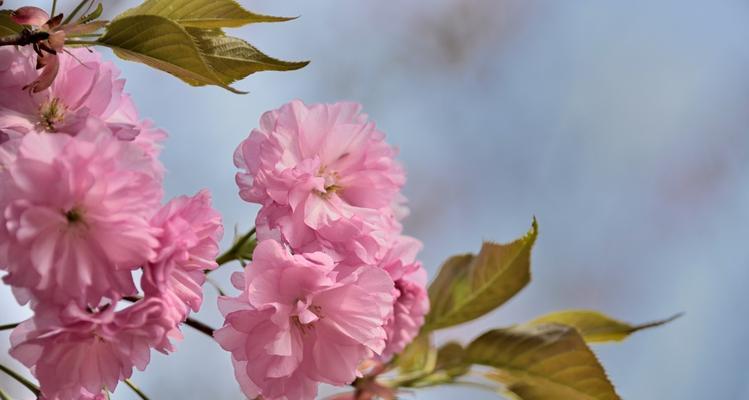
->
[3,0,749,399]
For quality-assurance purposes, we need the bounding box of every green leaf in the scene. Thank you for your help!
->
[467,324,620,400]
[396,341,470,389]
[433,342,470,379]
[97,15,238,91]
[396,333,435,375]
[0,11,23,36]
[119,0,295,28]
[424,218,538,331]
[186,28,308,85]
[528,310,683,343]
[79,3,103,24]
[96,15,307,93]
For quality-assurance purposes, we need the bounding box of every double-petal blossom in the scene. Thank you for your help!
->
[0,131,161,307]
[215,240,394,400]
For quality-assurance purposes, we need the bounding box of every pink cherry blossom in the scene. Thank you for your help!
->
[142,190,224,322]
[371,235,429,359]
[381,265,429,360]
[0,131,162,307]
[9,298,175,400]
[0,46,166,169]
[215,240,394,400]
[234,100,405,264]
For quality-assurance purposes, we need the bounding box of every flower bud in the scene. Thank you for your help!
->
[11,6,49,27]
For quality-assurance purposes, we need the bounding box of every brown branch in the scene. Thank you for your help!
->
[121,296,216,337]
[0,323,19,331]
[0,30,50,47]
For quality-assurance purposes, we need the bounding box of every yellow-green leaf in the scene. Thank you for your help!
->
[396,333,436,375]
[529,310,683,343]
[397,341,473,389]
[119,0,294,28]
[0,11,23,36]
[434,342,470,379]
[97,15,242,92]
[468,324,620,400]
[187,28,308,85]
[424,218,538,331]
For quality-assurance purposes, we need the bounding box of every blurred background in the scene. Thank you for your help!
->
[3,0,749,399]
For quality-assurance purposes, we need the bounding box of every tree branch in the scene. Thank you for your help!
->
[0,323,19,331]
[121,296,216,337]
[0,31,50,47]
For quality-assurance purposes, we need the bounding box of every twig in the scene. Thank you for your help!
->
[121,296,216,337]
[183,318,216,337]
[0,31,50,47]
[0,364,40,397]
[0,323,19,331]
[124,379,150,400]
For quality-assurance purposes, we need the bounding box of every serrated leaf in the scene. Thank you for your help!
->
[97,15,242,92]
[424,218,538,331]
[529,310,682,343]
[0,11,23,36]
[468,324,620,400]
[396,333,435,375]
[119,0,295,28]
[97,15,307,93]
[187,28,308,85]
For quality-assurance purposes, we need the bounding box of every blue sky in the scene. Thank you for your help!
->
[2,1,749,399]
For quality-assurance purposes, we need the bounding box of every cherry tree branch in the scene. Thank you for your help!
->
[0,30,50,47]
[0,323,19,331]
[121,296,216,337]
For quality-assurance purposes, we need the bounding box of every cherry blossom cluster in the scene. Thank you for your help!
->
[0,45,223,399]
[217,100,429,400]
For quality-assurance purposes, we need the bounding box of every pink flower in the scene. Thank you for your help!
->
[234,100,405,264]
[215,240,394,400]
[381,265,429,359]
[371,235,429,359]
[142,190,224,322]
[9,298,175,400]
[0,46,166,169]
[0,131,162,307]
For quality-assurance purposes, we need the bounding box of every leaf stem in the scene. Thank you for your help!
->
[63,0,92,24]
[213,227,256,268]
[124,379,150,400]
[51,0,58,16]
[0,323,19,331]
[0,364,40,397]
[0,387,11,400]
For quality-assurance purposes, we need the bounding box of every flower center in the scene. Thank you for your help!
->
[291,303,324,335]
[64,207,84,224]
[317,166,342,197]
[39,97,66,132]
